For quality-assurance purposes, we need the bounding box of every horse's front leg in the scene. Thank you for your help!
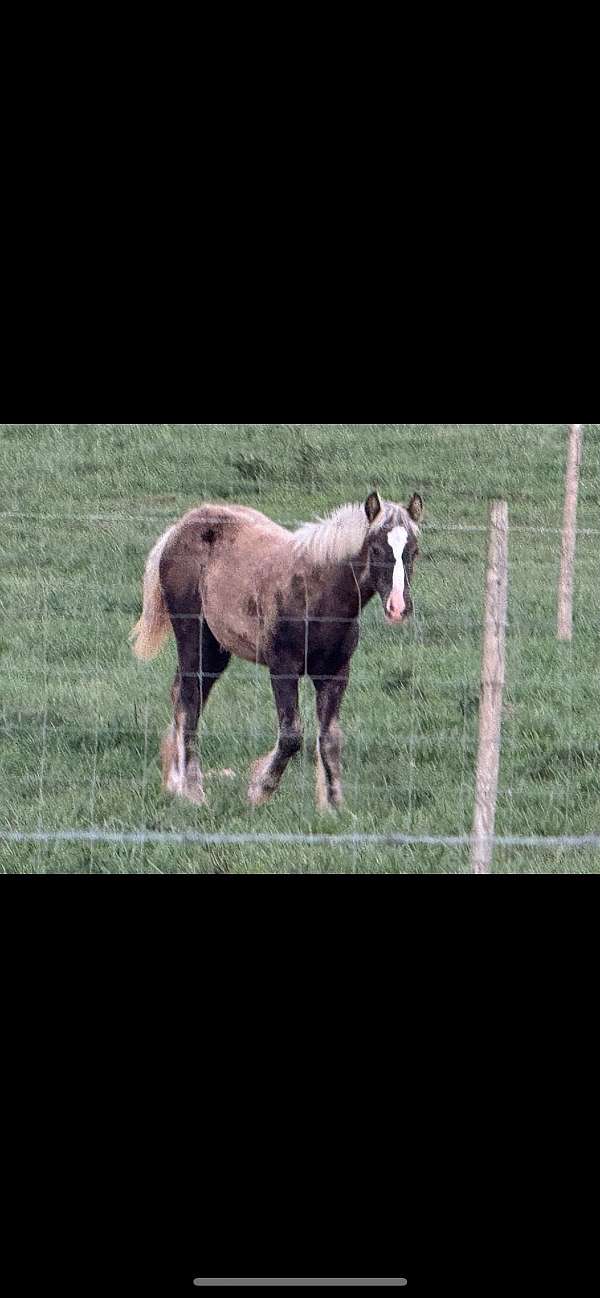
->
[313,666,350,811]
[248,673,303,807]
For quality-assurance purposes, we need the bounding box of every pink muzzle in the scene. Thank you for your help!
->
[386,590,406,622]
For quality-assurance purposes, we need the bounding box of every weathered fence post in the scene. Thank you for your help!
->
[558,425,584,642]
[471,500,509,875]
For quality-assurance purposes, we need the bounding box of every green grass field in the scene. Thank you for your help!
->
[1,422,599,874]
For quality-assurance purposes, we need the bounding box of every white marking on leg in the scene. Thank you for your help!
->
[170,714,186,795]
[183,755,206,805]
[166,761,181,795]
[316,743,329,811]
[248,749,277,806]
[163,723,180,794]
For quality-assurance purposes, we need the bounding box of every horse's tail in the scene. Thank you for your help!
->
[130,525,178,661]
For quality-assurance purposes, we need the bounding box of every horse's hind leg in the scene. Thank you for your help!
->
[162,615,231,805]
[248,672,303,807]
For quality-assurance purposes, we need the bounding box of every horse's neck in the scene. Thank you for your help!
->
[356,563,376,607]
[335,552,375,610]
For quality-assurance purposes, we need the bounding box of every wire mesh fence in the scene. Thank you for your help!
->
[1,423,598,872]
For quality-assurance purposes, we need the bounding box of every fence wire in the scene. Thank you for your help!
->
[2,506,600,869]
[2,828,600,849]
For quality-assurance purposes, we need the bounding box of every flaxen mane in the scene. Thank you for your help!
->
[293,500,418,565]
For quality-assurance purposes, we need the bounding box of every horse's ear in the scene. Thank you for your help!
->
[365,491,383,524]
[408,493,424,523]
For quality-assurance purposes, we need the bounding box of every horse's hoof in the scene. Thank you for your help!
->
[183,781,207,806]
[316,770,343,813]
[183,760,206,805]
[248,782,272,807]
[317,798,343,815]
[248,754,276,806]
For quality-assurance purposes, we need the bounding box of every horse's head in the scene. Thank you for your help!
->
[364,490,423,625]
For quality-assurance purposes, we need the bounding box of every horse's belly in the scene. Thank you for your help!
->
[201,542,288,666]
[202,599,267,666]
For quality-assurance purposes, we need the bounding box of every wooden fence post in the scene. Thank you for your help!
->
[471,501,509,875]
[558,425,584,642]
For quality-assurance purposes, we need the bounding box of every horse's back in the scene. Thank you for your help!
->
[162,503,289,561]
[177,503,290,546]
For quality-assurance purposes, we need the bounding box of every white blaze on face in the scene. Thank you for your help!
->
[386,525,409,620]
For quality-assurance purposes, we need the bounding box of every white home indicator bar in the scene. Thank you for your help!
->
[193,1283,407,1288]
